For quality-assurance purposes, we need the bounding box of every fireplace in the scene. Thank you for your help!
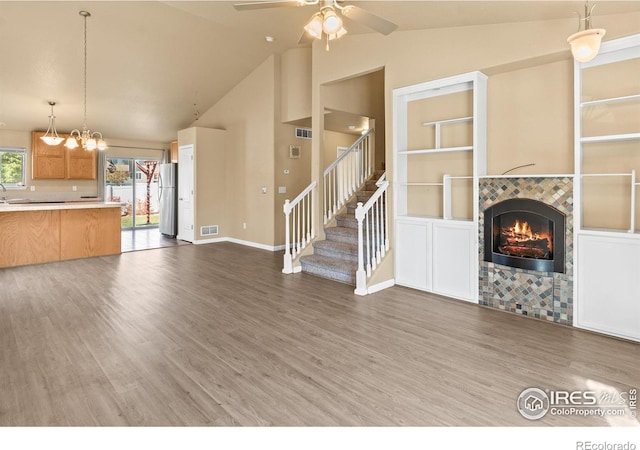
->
[484,198,565,273]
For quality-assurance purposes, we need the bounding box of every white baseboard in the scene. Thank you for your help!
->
[226,238,283,252]
[193,237,284,252]
[193,237,227,245]
[367,279,395,294]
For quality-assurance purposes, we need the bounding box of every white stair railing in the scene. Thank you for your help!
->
[283,180,317,274]
[323,128,374,224]
[354,175,389,296]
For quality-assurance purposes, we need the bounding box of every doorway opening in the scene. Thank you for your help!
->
[106,158,161,230]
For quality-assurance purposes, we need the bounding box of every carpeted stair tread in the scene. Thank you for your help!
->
[336,214,358,229]
[299,170,386,285]
[325,226,359,245]
[313,239,358,262]
[299,255,356,285]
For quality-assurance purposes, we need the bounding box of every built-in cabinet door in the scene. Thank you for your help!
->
[32,131,66,179]
[32,131,97,180]
[395,218,477,302]
[66,147,97,179]
[432,221,476,301]
[396,219,430,291]
[577,233,640,341]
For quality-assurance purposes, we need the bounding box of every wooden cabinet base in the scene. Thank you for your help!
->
[0,210,61,268]
[60,208,121,260]
[0,206,121,269]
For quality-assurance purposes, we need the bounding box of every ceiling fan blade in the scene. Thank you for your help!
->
[233,1,304,11]
[298,30,315,45]
[341,5,398,35]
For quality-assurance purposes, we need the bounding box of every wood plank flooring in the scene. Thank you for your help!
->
[0,242,638,426]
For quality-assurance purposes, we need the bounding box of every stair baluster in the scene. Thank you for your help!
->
[283,180,316,274]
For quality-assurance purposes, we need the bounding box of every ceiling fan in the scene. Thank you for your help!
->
[233,0,398,49]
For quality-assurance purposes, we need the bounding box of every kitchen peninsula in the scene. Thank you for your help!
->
[0,201,121,268]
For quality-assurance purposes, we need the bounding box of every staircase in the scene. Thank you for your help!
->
[300,171,383,285]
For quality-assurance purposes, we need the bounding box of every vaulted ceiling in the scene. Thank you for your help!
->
[1,1,639,143]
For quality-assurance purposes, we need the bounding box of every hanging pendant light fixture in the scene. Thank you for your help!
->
[40,101,65,146]
[567,1,606,63]
[65,10,107,151]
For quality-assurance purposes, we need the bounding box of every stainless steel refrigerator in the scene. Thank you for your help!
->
[158,163,178,237]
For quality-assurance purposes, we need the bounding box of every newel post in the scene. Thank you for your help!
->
[354,201,367,296]
[283,199,293,274]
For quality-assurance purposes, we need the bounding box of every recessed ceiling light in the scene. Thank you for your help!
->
[265,36,275,43]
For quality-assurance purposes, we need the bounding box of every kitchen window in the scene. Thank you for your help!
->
[0,147,26,188]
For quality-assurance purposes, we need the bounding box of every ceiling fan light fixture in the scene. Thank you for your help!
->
[40,101,65,146]
[327,26,347,41]
[322,8,342,34]
[304,13,323,39]
[567,1,606,63]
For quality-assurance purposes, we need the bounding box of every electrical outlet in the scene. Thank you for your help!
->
[243,222,247,230]
[30,186,35,192]
[72,186,77,192]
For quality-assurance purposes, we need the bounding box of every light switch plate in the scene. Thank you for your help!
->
[30,186,35,191]
[278,186,286,194]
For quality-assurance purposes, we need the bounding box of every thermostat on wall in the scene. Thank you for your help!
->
[289,145,301,159]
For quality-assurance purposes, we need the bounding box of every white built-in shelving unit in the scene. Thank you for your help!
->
[574,33,640,342]
[394,71,487,302]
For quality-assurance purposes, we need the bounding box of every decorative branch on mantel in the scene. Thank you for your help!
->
[502,163,536,175]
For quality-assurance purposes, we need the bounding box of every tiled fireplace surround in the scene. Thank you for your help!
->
[478,177,574,325]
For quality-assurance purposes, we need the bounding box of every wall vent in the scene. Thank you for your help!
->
[295,128,312,139]
[200,225,219,236]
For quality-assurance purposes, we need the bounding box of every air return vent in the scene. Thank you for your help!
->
[295,128,312,139]
[200,225,219,236]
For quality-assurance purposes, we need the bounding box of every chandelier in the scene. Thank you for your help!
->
[40,101,65,146]
[65,10,107,151]
[567,1,606,63]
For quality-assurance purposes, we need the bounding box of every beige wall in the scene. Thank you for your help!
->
[322,69,386,170]
[177,127,227,241]
[310,12,640,240]
[323,130,358,170]
[0,129,168,200]
[194,55,278,247]
[281,48,312,124]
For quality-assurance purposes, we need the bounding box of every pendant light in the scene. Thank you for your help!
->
[64,10,107,151]
[567,1,606,63]
[40,101,65,146]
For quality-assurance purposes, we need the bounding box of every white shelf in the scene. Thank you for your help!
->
[398,146,474,155]
[422,116,473,127]
[581,94,640,107]
[402,182,444,186]
[581,132,640,143]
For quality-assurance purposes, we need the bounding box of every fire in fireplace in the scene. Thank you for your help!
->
[484,198,565,273]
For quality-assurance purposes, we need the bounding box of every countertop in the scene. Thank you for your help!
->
[0,201,123,213]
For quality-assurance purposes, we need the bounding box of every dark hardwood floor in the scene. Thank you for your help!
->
[0,242,638,426]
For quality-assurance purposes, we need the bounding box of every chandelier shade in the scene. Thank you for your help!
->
[64,10,107,151]
[567,2,606,63]
[568,28,606,63]
[40,101,65,146]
